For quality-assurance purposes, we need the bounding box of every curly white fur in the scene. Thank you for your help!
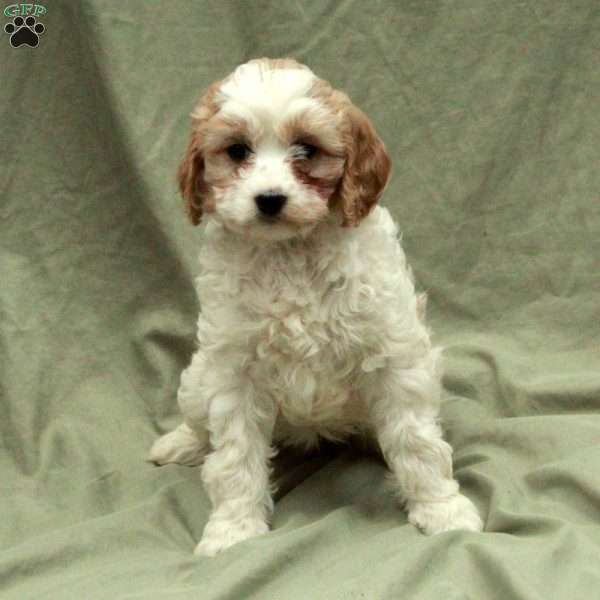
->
[149,59,482,556]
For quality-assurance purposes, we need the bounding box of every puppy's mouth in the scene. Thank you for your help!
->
[256,207,326,229]
[258,213,284,225]
[238,212,320,242]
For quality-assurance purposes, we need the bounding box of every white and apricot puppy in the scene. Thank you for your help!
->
[150,58,483,556]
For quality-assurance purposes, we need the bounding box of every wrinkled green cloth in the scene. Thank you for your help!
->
[1,1,599,598]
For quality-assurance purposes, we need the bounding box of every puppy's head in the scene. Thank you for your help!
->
[179,58,391,241]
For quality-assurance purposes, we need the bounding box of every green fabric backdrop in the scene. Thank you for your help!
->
[1,1,599,598]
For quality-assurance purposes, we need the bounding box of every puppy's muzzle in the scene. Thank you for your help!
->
[255,192,287,218]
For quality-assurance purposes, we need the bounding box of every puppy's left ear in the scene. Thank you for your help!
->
[335,105,392,226]
[178,131,205,226]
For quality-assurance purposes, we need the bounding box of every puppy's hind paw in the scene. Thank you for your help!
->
[148,423,207,467]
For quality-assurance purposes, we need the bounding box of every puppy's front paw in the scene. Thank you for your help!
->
[407,493,483,535]
[194,516,269,557]
[148,424,206,466]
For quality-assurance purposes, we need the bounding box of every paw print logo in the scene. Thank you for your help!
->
[4,15,45,48]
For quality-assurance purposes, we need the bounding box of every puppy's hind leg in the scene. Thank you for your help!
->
[148,422,208,467]
[148,350,210,467]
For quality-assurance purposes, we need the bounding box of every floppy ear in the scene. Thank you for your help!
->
[177,130,205,226]
[335,105,392,227]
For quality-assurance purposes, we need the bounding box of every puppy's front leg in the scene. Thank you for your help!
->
[196,385,276,557]
[368,357,483,534]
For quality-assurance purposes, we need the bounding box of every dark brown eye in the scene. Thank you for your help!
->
[295,143,318,160]
[226,143,251,162]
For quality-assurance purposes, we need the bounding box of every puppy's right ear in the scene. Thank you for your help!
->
[178,131,205,226]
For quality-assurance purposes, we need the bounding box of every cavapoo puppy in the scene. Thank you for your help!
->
[149,58,483,556]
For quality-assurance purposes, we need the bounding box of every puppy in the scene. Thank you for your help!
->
[150,58,483,556]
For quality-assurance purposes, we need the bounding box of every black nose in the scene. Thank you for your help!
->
[255,192,287,217]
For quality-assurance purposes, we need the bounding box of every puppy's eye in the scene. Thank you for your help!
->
[295,142,318,160]
[226,143,251,162]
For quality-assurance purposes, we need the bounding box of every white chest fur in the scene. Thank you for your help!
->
[194,208,428,436]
